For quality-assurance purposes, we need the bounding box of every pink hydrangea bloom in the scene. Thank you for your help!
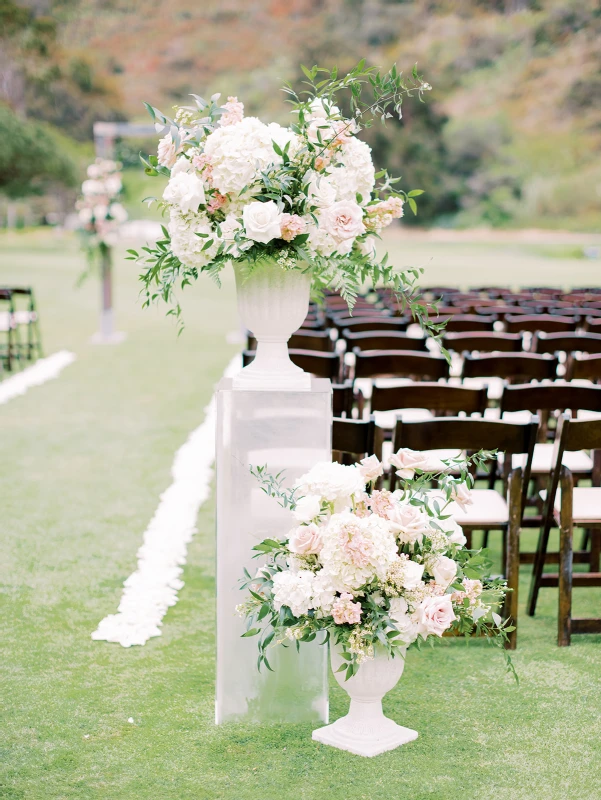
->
[192,153,214,184]
[280,213,307,242]
[339,525,374,568]
[220,96,244,127]
[368,489,395,520]
[332,592,362,625]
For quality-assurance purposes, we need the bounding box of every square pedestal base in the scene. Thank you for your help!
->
[312,717,418,757]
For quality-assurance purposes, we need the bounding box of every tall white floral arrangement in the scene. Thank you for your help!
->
[132,62,437,334]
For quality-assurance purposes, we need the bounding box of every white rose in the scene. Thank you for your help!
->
[358,455,383,483]
[431,555,458,589]
[416,595,456,637]
[163,172,206,213]
[320,200,365,243]
[78,207,92,224]
[157,133,178,168]
[444,518,467,547]
[292,495,322,524]
[402,559,425,590]
[242,200,282,244]
[451,483,473,512]
[288,523,323,555]
[389,448,446,480]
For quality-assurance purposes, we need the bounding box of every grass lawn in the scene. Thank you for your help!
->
[1,230,601,800]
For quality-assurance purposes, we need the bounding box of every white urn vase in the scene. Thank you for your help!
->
[233,259,312,391]
[312,645,418,757]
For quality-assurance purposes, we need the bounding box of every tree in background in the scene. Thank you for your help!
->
[0,104,76,198]
[0,0,125,141]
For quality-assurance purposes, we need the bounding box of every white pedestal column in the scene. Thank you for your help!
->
[215,377,332,724]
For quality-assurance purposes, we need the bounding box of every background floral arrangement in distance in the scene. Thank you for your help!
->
[76,158,128,255]
[238,451,517,682]
[131,62,440,336]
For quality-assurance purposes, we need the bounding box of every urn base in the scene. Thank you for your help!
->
[312,713,418,757]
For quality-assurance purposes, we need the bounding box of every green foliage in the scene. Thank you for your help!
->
[0,104,77,198]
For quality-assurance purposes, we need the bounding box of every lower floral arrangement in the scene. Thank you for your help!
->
[237,450,516,756]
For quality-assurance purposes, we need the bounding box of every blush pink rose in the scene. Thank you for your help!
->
[450,482,473,512]
[288,523,322,555]
[416,595,456,637]
[358,454,383,483]
[320,200,365,243]
[280,213,307,242]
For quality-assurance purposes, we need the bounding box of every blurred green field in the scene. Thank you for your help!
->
[1,230,600,800]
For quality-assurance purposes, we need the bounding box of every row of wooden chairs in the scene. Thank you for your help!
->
[243,348,601,387]
[0,286,43,372]
[332,411,601,649]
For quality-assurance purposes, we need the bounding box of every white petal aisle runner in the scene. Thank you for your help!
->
[92,354,241,647]
[0,350,76,405]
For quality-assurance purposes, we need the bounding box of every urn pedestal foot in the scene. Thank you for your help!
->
[312,703,418,757]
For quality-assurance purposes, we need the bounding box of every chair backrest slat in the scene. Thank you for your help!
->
[462,353,558,383]
[444,331,522,353]
[353,350,450,381]
[371,382,487,415]
[343,330,427,352]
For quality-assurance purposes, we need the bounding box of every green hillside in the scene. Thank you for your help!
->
[3,0,601,229]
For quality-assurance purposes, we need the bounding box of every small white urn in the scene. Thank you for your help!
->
[312,645,418,757]
[233,258,312,391]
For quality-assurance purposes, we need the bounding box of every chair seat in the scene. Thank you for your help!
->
[461,376,505,401]
[507,443,593,475]
[438,489,509,527]
[484,408,533,423]
[373,408,433,429]
[0,311,14,331]
[553,487,601,526]
[577,410,601,422]
[14,310,36,324]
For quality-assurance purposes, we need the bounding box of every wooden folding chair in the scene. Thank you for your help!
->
[332,381,355,418]
[8,287,43,361]
[571,354,601,384]
[390,416,539,648]
[527,414,601,645]
[0,289,18,372]
[342,330,427,352]
[370,382,487,437]
[332,416,383,463]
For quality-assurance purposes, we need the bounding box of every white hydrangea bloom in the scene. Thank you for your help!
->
[271,570,315,617]
[388,597,420,645]
[204,117,300,196]
[168,209,219,269]
[327,137,375,204]
[311,570,337,616]
[319,510,398,592]
[294,462,365,512]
